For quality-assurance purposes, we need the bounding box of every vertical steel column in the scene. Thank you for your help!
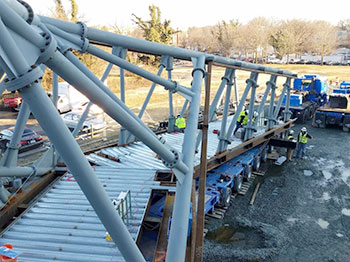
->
[217,70,234,152]
[0,16,145,261]
[244,73,259,140]
[223,72,256,152]
[267,76,277,130]
[195,60,212,262]
[116,47,128,145]
[52,72,58,107]
[283,78,292,121]
[233,72,239,107]
[253,77,273,128]
[273,80,288,120]
[1,102,30,167]
[166,55,205,262]
[166,57,175,132]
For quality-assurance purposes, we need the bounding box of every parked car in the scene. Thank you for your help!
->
[61,112,106,132]
[1,92,22,111]
[0,128,44,153]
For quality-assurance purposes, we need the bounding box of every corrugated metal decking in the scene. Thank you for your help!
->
[0,116,277,261]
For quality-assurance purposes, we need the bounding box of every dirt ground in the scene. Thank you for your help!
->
[203,121,350,262]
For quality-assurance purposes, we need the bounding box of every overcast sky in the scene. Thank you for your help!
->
[28,0,349,29]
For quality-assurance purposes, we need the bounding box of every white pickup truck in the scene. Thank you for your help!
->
[54,82,89,114]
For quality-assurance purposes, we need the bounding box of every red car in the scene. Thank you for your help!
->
[1,92,22,111]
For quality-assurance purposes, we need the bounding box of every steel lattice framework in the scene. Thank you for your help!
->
[0,0,295,261]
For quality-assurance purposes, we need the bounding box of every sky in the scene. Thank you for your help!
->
[27,0,349,30]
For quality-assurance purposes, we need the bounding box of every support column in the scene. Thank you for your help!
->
[166,56,176,132]
[273,80,288,120]
[244,73,259,140]
[166,55,205,262]
[217,70,235,152]
[283,78,292,121]
[52,72,58,107]
[267,76,278,130]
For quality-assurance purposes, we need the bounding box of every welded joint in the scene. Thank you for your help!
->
[77,21,88,39]
[165,81,178,93]
[76,22,89,53]
[36,27,58,64]
[266,80,277,89]
[162,149,180,169]
[192,67,206,78]
[17,0,34,24]
[221,76,230,82]
[246,77,258,88]
[6,142,20,150]
[1,65,43,92]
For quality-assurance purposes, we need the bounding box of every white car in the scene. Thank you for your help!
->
[61,112,106,132]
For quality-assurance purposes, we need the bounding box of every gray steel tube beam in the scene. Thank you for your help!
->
[253,77,273,128]
[180,99,189,116]
[217,71,234,152]
[209,68,232,121]
[0,166,49,177]
[0,15,145,261]
[267,76,277,129]
[52,72,58,107]
[273,82,288,120]
[283,78,292,121]
[166,56,206,262]
[40,16,297,78]
[244,73,259,140]
[46,52,188,176]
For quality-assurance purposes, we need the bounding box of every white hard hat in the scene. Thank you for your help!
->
[254,111,258,117]
[245,109,249,114]
[301,127,307,132]
[289,130,294,134]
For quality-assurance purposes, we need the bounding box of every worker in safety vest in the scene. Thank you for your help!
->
[286,130,295,161]
[296,127,312,159]
[175,114,186,133]
[234,110,249,135]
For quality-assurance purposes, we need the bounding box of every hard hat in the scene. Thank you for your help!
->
[177,114,181,118]
[253,111,258,117]
[289,130,294,134]
[301,127,307,132]
[245,109,249,114]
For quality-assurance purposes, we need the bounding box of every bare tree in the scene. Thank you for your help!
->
[211,20,239,56]
[187,26,217,52]
[310,21,338,65]
[338,19,350,48]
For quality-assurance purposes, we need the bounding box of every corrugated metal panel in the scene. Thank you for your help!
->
[0,116,272,261]
[0,168,161,262]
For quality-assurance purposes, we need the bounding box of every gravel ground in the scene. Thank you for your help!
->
[203,122,350,262]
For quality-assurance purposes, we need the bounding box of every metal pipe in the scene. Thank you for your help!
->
[0,166,49,177]
[273,82,288,120]
[217,70,234,152]
[40,16,297,78]
[167,58,175,132]
[267,76,277,129]
[180,99,189,116]
[233,72,239,107]
[3,0,40,25]
[283,78,292,121]
[166,55,206,262]
[52,72,58,107]
[244,73,259,140]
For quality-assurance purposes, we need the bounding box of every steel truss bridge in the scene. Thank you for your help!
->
[0,0,296,261]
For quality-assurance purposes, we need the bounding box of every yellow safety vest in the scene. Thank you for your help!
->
[287,135,293,140]
[298,133,308,143]
[238,111,249,125]
[175,117,186,129]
